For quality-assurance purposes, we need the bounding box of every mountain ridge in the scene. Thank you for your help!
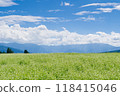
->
[0,45,23,53]
[0,43,120,53]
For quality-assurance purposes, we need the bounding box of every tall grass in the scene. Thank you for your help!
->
[0,53,120,80]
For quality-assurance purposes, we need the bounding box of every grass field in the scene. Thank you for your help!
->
[0,53,120,80]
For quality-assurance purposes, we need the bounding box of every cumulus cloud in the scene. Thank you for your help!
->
[61,2,74,6]
[0,0,18,7]
[0,23,120,47]
[0,15,58,25]
[74,11,100,15]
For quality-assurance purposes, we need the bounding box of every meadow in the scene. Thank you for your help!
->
[0,53,120,80]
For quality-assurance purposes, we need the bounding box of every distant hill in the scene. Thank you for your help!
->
[0,43,120,53]
[0,45,23,53]
[106,50,120,53]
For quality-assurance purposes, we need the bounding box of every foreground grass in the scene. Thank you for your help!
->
[0,53,120,80]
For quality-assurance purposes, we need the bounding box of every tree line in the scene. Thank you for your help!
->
[0,48,29,54]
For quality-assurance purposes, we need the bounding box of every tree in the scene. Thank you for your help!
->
[2,51,6,53]
[0,51,2,53]
[7,48,14,53]
[24,50,29,53]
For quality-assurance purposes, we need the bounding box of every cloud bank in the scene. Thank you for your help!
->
[0,23,120,47]
[0,0,18,7]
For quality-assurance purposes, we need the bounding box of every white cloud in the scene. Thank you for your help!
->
[0,23,120,47]
[48,9,63,13]
[64,2,74,6]
[0,10,16,14]
[61,2,74,6]
[76,16,96,21]
[0,15,58,24]
[80,3,120,13]
[97,8,113,13]
[0,0,18,7]
[81,3,120,7]
[96,5,120,13]
[114,5,120,10]
[74,11,100,15]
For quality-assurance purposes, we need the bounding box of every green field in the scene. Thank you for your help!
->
[0,53,120,80]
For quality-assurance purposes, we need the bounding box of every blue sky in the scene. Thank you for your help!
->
[0,0,120,46]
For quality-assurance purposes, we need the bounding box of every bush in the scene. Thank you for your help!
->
[24,50,29,53]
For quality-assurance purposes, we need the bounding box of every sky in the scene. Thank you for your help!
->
[0,0,120,46]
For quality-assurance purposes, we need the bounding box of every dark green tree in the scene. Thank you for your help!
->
[2,51,6,53]
[7,48,14,53]
[24,50,29,53]
[0,51,2,53]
